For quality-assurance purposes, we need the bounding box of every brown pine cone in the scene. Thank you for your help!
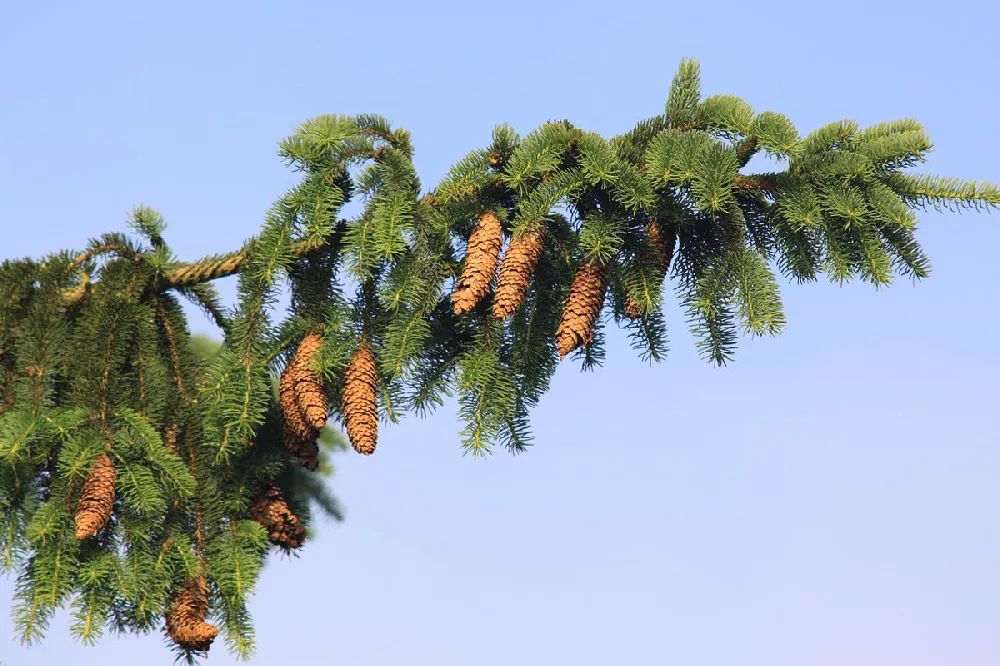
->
[451,211,503,315]
[492,222,545,320]
[279,339,321,470]
[165,577,220,652]
[250,482,305,551]
[342,345,378,455]
[279,362,315,442]
[624,296,645,320]
[647,221,676,275]
[555,258,610,359]
[291,333,329,430]
[625,222,676,320]
[74,453,116,540]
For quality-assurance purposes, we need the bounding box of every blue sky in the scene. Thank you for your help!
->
[2,1,999,664]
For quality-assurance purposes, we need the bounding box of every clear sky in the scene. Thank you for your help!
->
[2,1,999,664]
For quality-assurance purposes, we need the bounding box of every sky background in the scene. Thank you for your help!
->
[2,0,999,664]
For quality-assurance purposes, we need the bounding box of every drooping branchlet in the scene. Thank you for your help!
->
[625,222,676,319]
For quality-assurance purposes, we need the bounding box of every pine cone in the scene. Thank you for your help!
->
[647,221,676,275]
[492,222,545,319]
[165,577,220,652]
[624,296,644,320]
[74,453,116,540]
[280,370,315,439]
[250,482,305,551]
[278,333,330,439]
[625,222,676,320]
[342,345,378,455]
[555,258,609,359]
[283,428,320,471]
[291,333,329,430]
[451,211,503,315]
[279,341,321,470]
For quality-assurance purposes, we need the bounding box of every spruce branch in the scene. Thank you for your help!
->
[2,58,998,662]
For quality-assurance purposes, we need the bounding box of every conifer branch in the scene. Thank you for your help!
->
[3,58,999,662]
[59,237,329,308]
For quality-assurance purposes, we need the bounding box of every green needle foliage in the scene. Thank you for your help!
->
[1,59,997,661]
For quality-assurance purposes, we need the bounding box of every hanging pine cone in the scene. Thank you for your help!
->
[291,333,329,430]
[492,222,545,319]
[647,221,676,275]
[74,452,116,540]
[279,344,320,471]
[279,360,315,442]
[250,482,305,551]
[165,577,219,652]
[342,345,378,455]
[624,295,644,320]
[451,210,503,315]
[555,258,610,359]
[625,222,676,320]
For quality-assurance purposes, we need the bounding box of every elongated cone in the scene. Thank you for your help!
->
[555,258,609,359]
[342,345,378,455]
[279,344,320,470]
[74,453,116,540]
[648,221,676,275]
[451,211,503,315]
[626,222,676,319]
[166,577,220,652]
[291,333,329,429]
[280,362,315,442]
[251,482,305,551]
[492,222,545,319]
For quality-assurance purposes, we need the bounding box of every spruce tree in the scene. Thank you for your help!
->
[1,59,997,661]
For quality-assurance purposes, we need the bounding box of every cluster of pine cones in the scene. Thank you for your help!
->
[72,453,226,652]
[70,209,672,654]
[452,210,675,359]
[279,332,328,470]
[279,331,379,458]
[69,330,361,654]
[71,452,291,654]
